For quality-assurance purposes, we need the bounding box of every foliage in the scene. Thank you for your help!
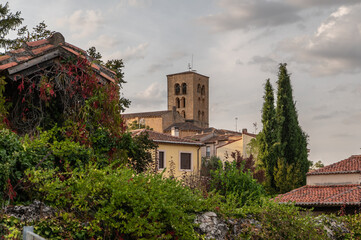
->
[229,151,265,184]
[11,21,55,50]
[274,63,310,193]
[258,78,278,194]
[200,155,222,177]
[127,120,153,130]
[209,159,265,208]
[0,2,23,51]
[310,160,325,170]
[340,213,361,239]
[237,199,327,239]
[27,164,205,239]
[0,76,10,130]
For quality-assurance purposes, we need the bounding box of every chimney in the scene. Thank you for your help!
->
[242,128,247,134]
[171,126,179,137]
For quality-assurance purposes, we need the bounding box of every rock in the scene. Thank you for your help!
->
[195,212,228,240]
[3,200,55,222]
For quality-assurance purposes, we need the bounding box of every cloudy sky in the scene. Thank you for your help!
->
[7,0,361,165]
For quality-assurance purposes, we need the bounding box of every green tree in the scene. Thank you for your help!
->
[274,63,309,193]
[0,2,23,51]
[258,79,278,193]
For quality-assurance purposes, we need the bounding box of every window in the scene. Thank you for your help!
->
[201,85,205,95]
[206,146,211,158]
[198,111,201,120]
[182,97,186,108]
[181,110,186,118]
[175,84,180,95]
[158,151,165,169]
[176,97,180,108]
[197,84,201,93]
[182,83,187,94]
[180,152,192,170]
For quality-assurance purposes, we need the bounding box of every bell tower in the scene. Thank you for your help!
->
[167,71,209,128]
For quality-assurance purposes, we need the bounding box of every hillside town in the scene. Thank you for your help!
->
[1,1,361,239]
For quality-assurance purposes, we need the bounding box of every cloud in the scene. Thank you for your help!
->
[286,0,360,8]
[117,0,152,8]
[248,55,278,73]
[130,82,167,109]
[200,0,302,32]
[57,10,104,39]
[108,43,149,62]
[88,35,121,50]
[147,63,173,73]
[278,4,361,76]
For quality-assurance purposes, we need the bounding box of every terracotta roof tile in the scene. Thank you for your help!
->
[26,39,49,47]
[0,62,18,70]
[275,184,361,206]
[307,155,361,175]
[132,129,203,146]
[100,72,115,83]
[123,110,172,119]
[0,55,10,61]
[32,44,55,55]
[16,56,32,62]
[10,48,26,54]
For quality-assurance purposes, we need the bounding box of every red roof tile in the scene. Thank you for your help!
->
[31,44,55,55]
[16,56,32,62]
[26,39,49,47]
[275,184,361,206]
[307,155,361,175]
[0,55,10,61]
[0,62,18,70]
[132,129,203,146]
[10,48,25,54]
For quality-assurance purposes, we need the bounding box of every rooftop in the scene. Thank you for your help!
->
[307,155,361,175]
[274,184,361,206]
[164,122,203,132]
[132,129,203,146]
[122,110,173,119]
[0,32,116,83]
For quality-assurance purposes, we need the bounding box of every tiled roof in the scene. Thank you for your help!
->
[166,71,209,78]
[275,184,361,206]
[122,110,172,119]
[132,129,203,146]
[307,155,361,175]
[164,122,203,132]
[0,32,116,83]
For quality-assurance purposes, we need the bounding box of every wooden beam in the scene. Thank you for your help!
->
[8,50,60,75]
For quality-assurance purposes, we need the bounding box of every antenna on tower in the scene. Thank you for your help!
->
[188,54,195,71]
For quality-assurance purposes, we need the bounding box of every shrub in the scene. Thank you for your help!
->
[27,163,206,239]
[210,160,265,207]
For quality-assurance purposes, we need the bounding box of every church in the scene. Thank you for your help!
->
[122,70,255,162]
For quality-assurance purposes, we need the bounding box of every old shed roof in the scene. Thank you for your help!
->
[0,32,116,83]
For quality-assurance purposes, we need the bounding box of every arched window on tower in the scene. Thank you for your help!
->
[198,111,201,120]
[201,85,205,95]
[197,84,201,93]
[182,83,187,94]
[202,111,205,121]
[182,97,186,108]
[175,84,180,95]
[176,98,180,108]
[181,110,186,118]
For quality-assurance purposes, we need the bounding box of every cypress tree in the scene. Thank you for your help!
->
[0,2,23,51]
[258,79,277,193]
[274,63,309,193]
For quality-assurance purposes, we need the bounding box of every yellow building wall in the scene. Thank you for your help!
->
[155,143,201,178]
[125,117,164,133]
[216,139,243,163]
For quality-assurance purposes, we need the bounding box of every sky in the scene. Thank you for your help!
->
[6,0,361,165]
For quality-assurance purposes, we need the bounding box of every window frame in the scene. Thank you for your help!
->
[158,150,166,170]
[179,151,193,171]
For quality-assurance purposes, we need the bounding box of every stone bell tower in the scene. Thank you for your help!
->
[167,71,209,128]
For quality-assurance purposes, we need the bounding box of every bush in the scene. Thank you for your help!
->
[27,163,206,239]
[210,160,265,207]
